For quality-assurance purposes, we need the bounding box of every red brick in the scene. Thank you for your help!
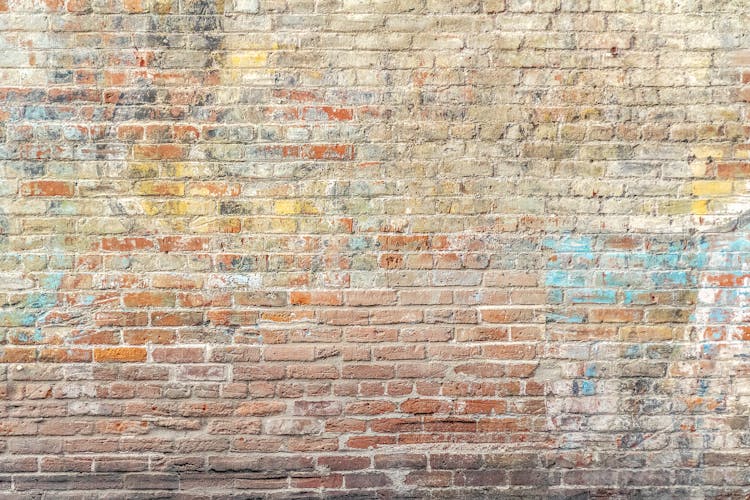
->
[290,291,343,306]
[152,347,204,363]
[21,180,75,197]
[133,144,188,160]
[123,292,175,308]
[101,237,154,252]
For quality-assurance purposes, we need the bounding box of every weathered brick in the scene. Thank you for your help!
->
[2,0,749,497]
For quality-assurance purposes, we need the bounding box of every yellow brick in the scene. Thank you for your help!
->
[226,51,268,68]
[142,201,160,216]
[689,145,728,160]
[135,181,185,196]
[691,200,709,215]
[127,162,159,178]
[273,199,319,215]
[141,200,212,216]
[691,180,733,196]
[689,160,709,178]
[734,145,750,159]
[658,200,693,215]
[190,217,241,233]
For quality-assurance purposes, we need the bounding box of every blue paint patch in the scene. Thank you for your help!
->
[585,365,597,377]
[546,312,585,324]
[697,379,709,397]
[23,293,57,309]
[348,237,369,251]
[542,235,593,253]
[708,308,731,323]
[547,289,563,304]
[580,380,595,395]
[546,270,585,287]
[601,272,640,287]
[79,295,96,305]
[572,380,595,396]
[543,229,748,338]
[15,328,45,343]
[629,252,680,269]
[702,343,717,357]
[0,311,38,327]
[728,238,750,252]
[650,271,690,287]
[624,290,650,305]
[24,106,48,120]
[625,345,641,358]
[40,272,64,290]
[569,289,616,304]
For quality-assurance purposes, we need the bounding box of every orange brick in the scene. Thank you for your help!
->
[101,237,154,252]
[289,291,343,306]
[94,347,147,363]
[133,144,187,160]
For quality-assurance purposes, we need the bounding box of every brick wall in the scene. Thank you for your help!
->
[1,0,749,497]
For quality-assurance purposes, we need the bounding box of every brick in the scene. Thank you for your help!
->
[133,145,188,160]
[319,455,370,471]
[14,473,123,491]
[455,470,507,486]
[0,457,38,472]
[344,472,391,488]
[151,311,204,326]
[93,348,147,363]
[208,455,314,473]
[123,473,180,490]
[152,347,204,363]
[122,292,176,308]
[405,470,452,487]
[235,401,286,416]
[294,400,342,416]
[101,237,155,252]
[430,453,482,470]
[345,400,397,415]
[20,180,75,197]
[289,291,343,306]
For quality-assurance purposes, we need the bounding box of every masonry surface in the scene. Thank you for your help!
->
[1,0,750,498]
